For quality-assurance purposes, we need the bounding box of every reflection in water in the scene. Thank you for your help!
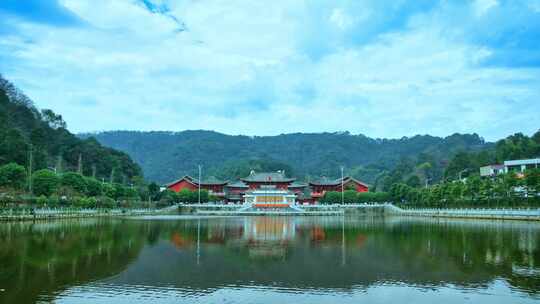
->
[0,216,540,303]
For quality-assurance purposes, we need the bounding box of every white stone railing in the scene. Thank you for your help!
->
[399,207,540,217]
[0,207,162,220]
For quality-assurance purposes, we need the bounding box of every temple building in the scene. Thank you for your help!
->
[309,176,369,202]
[165,170,369,204]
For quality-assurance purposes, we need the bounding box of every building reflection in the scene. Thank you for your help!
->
[242,217,295,259]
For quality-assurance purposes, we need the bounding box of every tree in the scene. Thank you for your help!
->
[464,176,482,200]
[444,151,476,180]
[85,177,102,197]
[60,172,87,194]
[322,191,342,204]
[525,169,540,197]
[161,189,179,204]
[41,109,66,129]
[113,183,125,200]
[32,169,59,196]
[503,172,520,198]
[102,183,117,199]
[177,189,203,203]
[343,190,357,204]
[0,162,27,190]
[147,182,161,201]
[406,175,421,188]
[122,187,140,200]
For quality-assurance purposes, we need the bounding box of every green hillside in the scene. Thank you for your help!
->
[0,75,142,183]
[82,130,491,187]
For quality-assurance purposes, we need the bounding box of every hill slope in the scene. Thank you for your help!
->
[82,130,490,185]
[0,75,142,182]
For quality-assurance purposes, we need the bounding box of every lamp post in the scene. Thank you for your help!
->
[341,166,344,205]
[425,177,432,188]
[458,169,469,181]
[198,164,202,205]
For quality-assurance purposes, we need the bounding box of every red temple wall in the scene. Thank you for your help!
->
[168,180,197,192]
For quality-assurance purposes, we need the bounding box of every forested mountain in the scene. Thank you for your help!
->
[0,75,142,183]
[81,130,491,187]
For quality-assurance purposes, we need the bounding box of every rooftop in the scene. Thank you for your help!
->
[310,176,369,187]
[198,176,228,185]
[309,176,340,186]
[504,158,540,166]
[165,175,227,186]
[289,182,308,188]
[241,171,295,183]
[227,180,249,188]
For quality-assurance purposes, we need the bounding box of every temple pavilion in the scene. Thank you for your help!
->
[165,170,369,205]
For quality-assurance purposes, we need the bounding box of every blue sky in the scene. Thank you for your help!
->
[0,0,539,141]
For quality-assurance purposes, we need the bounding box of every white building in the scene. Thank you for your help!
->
[480,158,540,177]
[480,164,505,177]
[504,158,540,173]
[243,185,296,208]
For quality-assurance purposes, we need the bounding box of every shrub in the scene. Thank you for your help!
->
[357,192,391,203]
[36,195,48,206]
[48,195,60,206]
[73,196,96,208]
[85,177,103,196]
[0,163,27,190]
[60,172,87,194]
[122,187,140,200]
[32,169,59,197]
[102,183,116,199]
[98,196,116,208]
[343,190,357,204]
[321,191,341,204]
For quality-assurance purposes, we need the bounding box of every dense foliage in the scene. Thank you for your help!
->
[0,163,27,190]
[377,131,540,191]
[390,170,540,208]
[159,189,216,204]
[0,163,149,208]
[83,130,489,184]
[321,191,391,204]
[0,75,142,183]
[443,132,540,180]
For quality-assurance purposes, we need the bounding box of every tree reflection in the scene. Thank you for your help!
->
[0,216,539,303]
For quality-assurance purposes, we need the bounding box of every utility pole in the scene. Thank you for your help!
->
[198,164,202,205]
[458,169,469,181]
[77,153,83,175]
[110,168,115,183]
[28,145,33,195]
[341,166,344,205]
[56,155,63,174]
[92,164,97,179]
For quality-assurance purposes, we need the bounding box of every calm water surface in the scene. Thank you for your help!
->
[1,216,540,303]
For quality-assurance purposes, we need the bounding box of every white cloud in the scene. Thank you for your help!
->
[472,0,498,17]
[1,0,539,141]
[329,8,355,30]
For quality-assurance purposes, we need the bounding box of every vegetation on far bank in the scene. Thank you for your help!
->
[0,162,160,209]
[378,131,540,192]
[389,169,540,208]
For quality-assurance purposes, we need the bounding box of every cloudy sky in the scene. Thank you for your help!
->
[0,0,539,141]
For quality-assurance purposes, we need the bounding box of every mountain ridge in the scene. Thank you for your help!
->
[80,130,490,185]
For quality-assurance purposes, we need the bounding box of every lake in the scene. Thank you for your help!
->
[1,215,539,303]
